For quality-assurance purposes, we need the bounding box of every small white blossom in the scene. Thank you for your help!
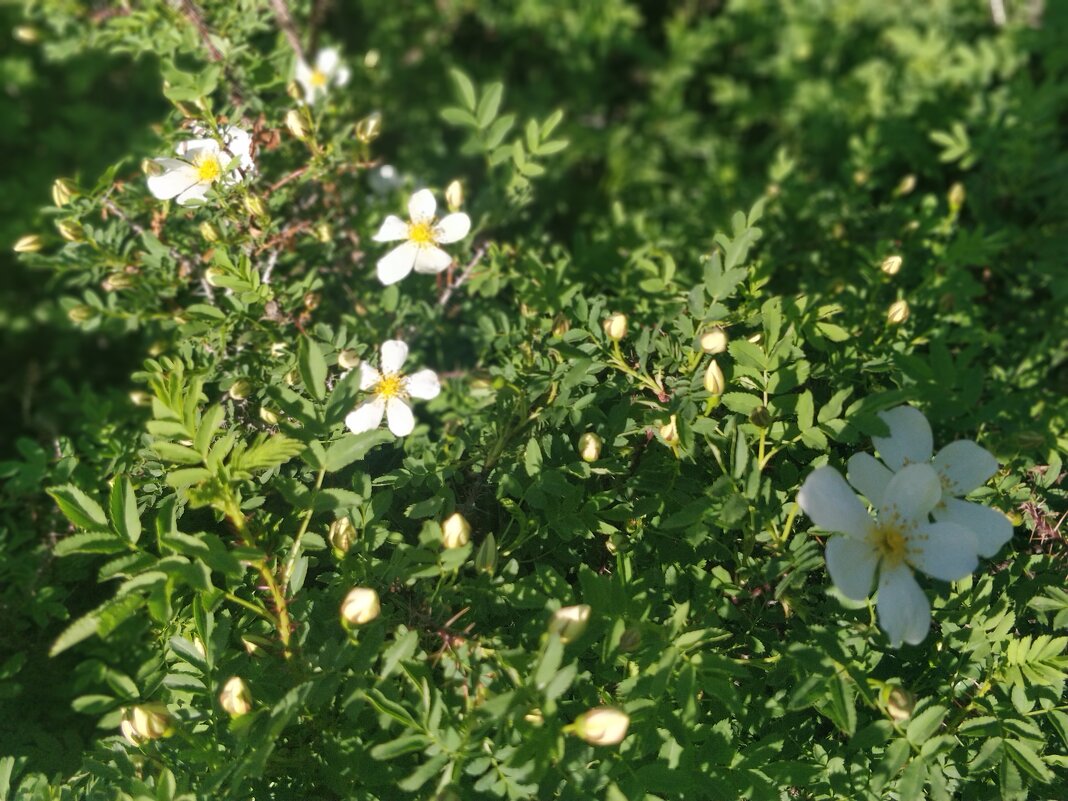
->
[846,405,1012,558]
[373,189,471,285]
[345,340,440,437]
[798,463,979,647]
[294,47,350,104]
[147,125,255,206]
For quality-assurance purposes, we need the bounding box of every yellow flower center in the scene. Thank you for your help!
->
[309,69,328,87]
[871,524,908,568]
[408,221,436,245]
[194,153,222,183]
[376,373,406,399]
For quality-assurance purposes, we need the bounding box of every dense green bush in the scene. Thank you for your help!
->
[2,0,1066,799]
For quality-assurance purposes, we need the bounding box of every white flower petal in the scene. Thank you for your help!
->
[147,162,200,200]
[335,65,351,87]
[377,242,419,285]
[408,189,436,224]
[874,405,934,470]
[825,536,879,601]
[876,564,931,647]
[358,364,381,391]
[933,440,998,495]
[373,215,410,242]
[797,466,873,540]
[935,498,1013,558]
[174,138,219,158]
[175,181,212,206]
[386,398,415,437]
[294,58,313,84]
[878,463,942,526]
[846,452,894,508]
[380,340,409,374]
[413,246,453,274]
[433,213,471,244]
[345,398,385,434]
[405,369,441,400]
[316,47,340,76]
[908,522,978,581]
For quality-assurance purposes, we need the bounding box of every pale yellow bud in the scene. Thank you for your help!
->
[895,174,917,196]
[120,718,141,746]
[704,360,725,395]
[199,221,219,243]
[269,342,288,358]
[341,587,381,626]
[142,158,163,177]
[445,179,464,212]
[885,687,915,723]
[13,25,39,44]
[228,379,252,400]
[103,272,134,291]
[285,109,308,141]
[284,368,301,386]
[548,604,590,643]
[659,415,678,445]
[259,407,280,425]
[13,234,42,253]
[355,112,382,144]
[56,220,84,242]
[441,512,471,549]
[128,390,152,407]
[67,305,96,323]
[364,49,380,69]
[243,195,267,219]
[881,255,903,276]
[219,677,252,717]
[887,299,910,325]
[52,178,77,208]
[337,349,361,370]
[329,516,356,555]
[948,182,966,212]
[603,313,628,342]
[128,703,175,740]
[315,222,333,242]
[475,532,498,574]
[577,432,602,463]
[572,707,629,746]
[699,326,728,354]
[286,80,303,102]
[204,267,226,287]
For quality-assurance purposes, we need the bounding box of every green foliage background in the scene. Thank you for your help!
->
[1,0,1066,799]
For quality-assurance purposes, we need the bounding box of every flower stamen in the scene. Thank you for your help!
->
[194,153,222,183]
[375,373,406,400]
[408,221,436,245]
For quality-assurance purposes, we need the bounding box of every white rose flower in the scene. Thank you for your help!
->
[294,47,351,104]
[846,405,1012,558]
[147,125,255,206]
[372,189,472,285]
[345,340,441,437]
[798,463,979,647]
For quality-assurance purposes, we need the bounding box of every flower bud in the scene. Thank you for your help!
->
[13,25,39,44]
[887,299,910,325]
[880,255,903,276]
[13,234,42,253]
[895,174,917,196]
[52,178,77,208]
[119,717,141,746]
[572,707,629,746]
[284,368,301,386]
[205,267,226,287]
[228,379,252,400]
[269,342,288,358]
[475,532,498,574]
[103,272,134,291]
[704,360,725,395]
[364,49,380,69]
[659,415,678,445]
[577,432,602,463]
[219,677,252,717]
[329,516,356,555]
[259,406,280,425]
[548,604,590,643]
[885,687,915,723]
[355,111,382,144]
[127,703,175,741]
[303,291,320,311]
[199,221,220,243]
[285,109,308,141]
[441,512,471,549]
[445,180,464,211]
[67,305,96,323]
[948,182,966,212]
[603,313,628,342]
[749,405,772,428]
[56,220,84,242]
[337,349,361,370]
[700,326,728,354]
[128,390,152,406]
[618,626,642,653]
[314,222,332,242]
[243,195,267,219]
[341,587,380,626]
[285,80,303,102]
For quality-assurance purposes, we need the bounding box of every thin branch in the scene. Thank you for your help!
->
[438,243,489,308]
[269,0,307,63]
[174,0,246,107]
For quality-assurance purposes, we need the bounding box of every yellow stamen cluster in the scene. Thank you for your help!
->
[195,154,222,183]
[310,69,328,87]
[375,374,406,399]
[408,221,436,245]
[871,524,908,568]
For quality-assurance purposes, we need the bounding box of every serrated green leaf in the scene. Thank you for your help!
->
[48,485,109,530]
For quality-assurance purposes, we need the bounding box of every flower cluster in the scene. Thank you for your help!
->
[797,405,1011,647]
[147,125,255,206]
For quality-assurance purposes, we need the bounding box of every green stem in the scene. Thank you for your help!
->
[283,466,327,590]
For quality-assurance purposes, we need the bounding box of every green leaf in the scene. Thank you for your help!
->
[370,734,432,760]
[235,435,304,473]
[109,478,141,544]
[48,485,109,530]
[54,531,128,556]
[906,705,948,745]
[1004,739,1054,783]
[324,430,393,472]
[476,82,503,128]
[449,67,477,110]
[50,611,100,656]
[898,759,926,800]
[298,336,327,402]
[152,441,204,464]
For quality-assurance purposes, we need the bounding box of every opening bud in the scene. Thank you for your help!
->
[285,80,303,102]
[243,195,267,219]
[659,415,678,445]
[228,379,252,400]
[52,178,77,208]
[704,360,725,395]
[948,182,966,212]
[126,703,175,741]
[548,604,591,643]
[341,587,381,626]
[445,179,464,211]
[285,109,308,141]
[441,512,471,549]
[219,677,252,717]
[205,267,226,287]
[329,516,356,556]
[67,305,96,323]
[14,25,39,44]
[259,407,280,425]
[880,255,903,276]
[103,272,134,291]
[128,390,152,407]
[364,49,381,68]
[315,222,333,242]
[13,234,42,253]
[355,111,382,144]
[700,326,728,354]
[603,313,628,342]
[475,532,498,574]
[886,299,910,325]
[338,349,361,370]
[885,687,915,723]
[284,368,301,386]
[895,174,917,196]
[199,221,220,243]
[577,432,603,463]
[571,707,630,746]
[56,220,84,242]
